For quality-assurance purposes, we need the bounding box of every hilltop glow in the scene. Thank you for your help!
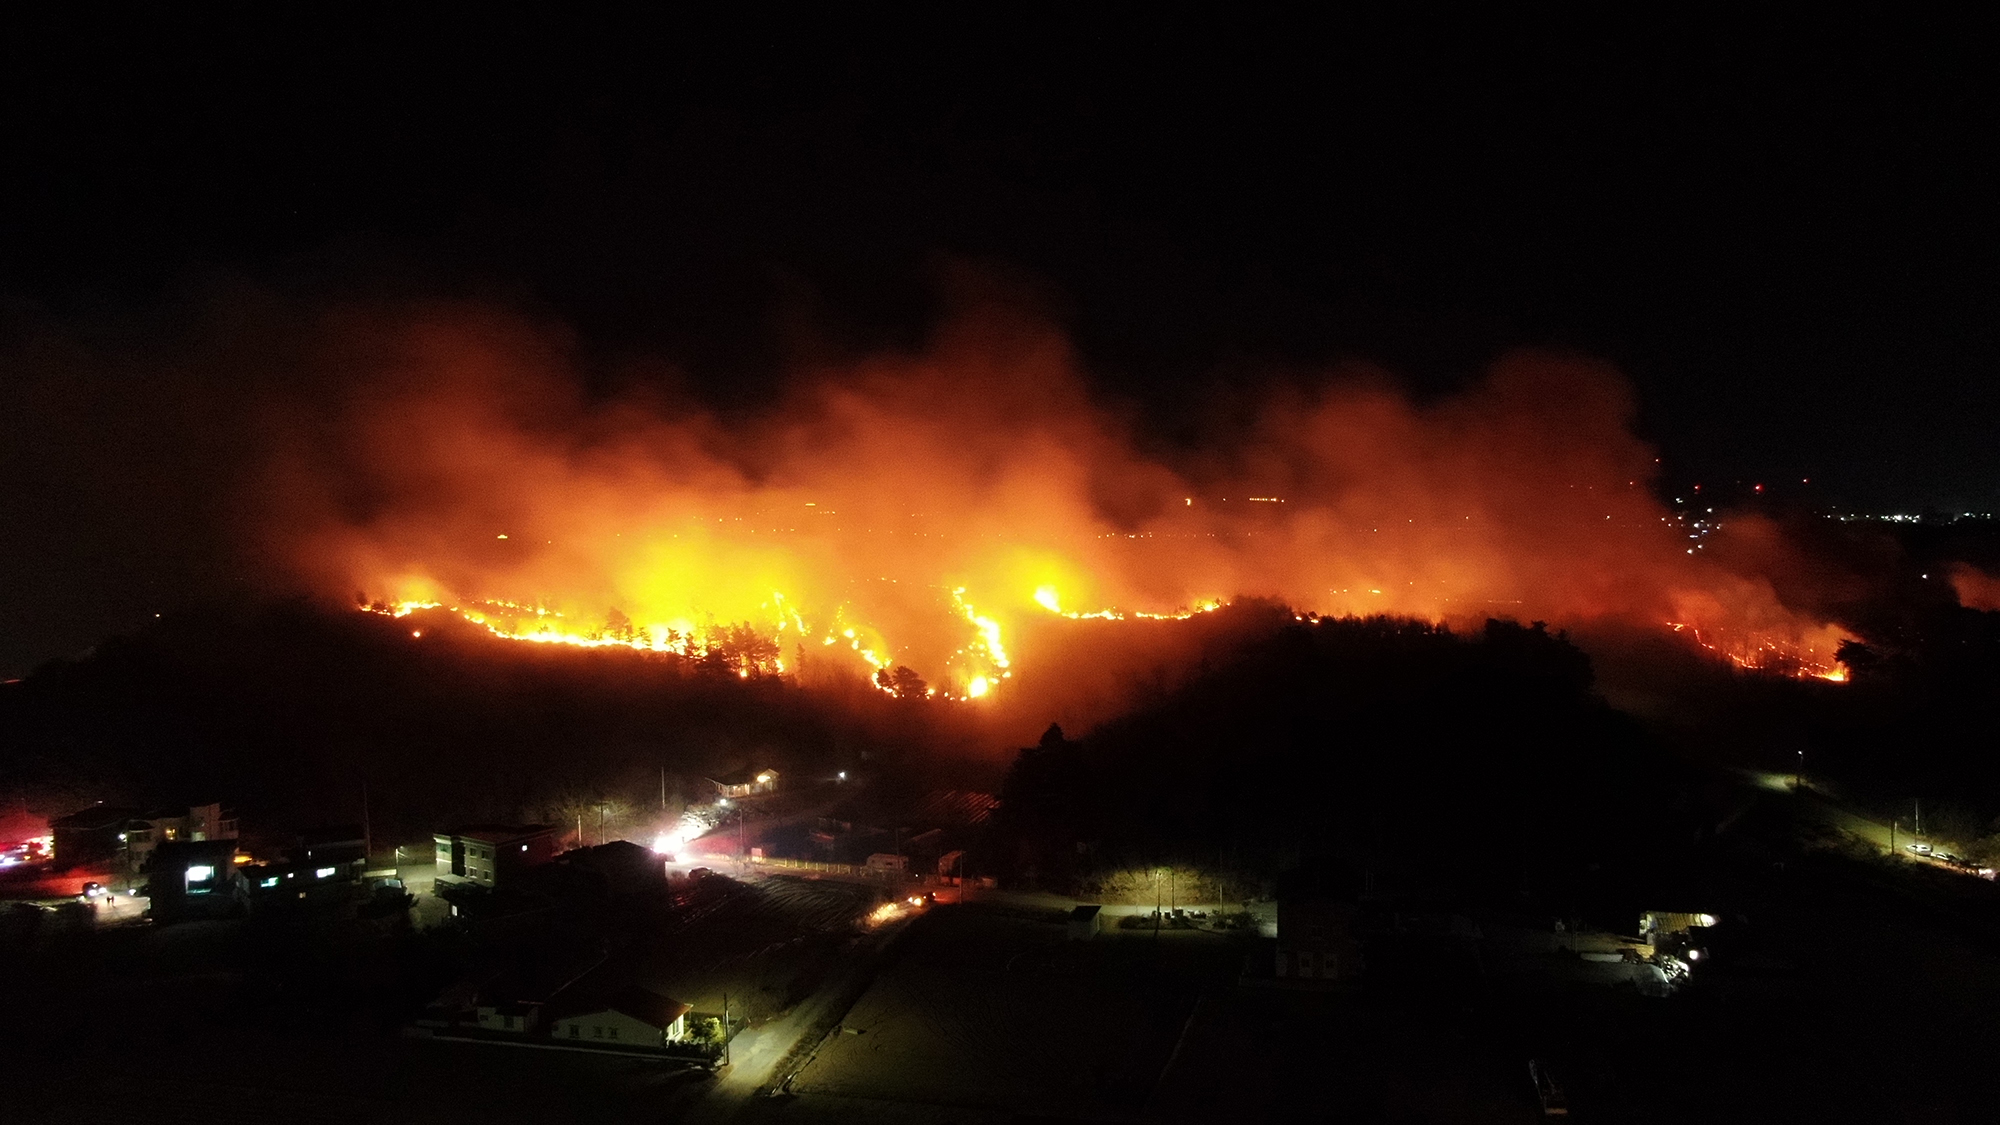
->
[280,308,1855,694]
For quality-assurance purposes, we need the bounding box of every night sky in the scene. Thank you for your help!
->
[1,9,1993,675]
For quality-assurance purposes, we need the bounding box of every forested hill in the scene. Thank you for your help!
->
[995,615,1670,895]
[0,599,934,842]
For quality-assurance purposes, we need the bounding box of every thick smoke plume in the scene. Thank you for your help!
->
[253,299,1850,716]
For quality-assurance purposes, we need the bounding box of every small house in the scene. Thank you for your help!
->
[475,1000,541,1036]
[145,839,249,922]
[1068,904,1102,940]
[865,852,908,874]
[1274,866,1366,985]
[707,767,779,800]
[560,840,668,897]
[548,986,691,1048]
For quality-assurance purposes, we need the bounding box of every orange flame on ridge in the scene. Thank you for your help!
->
[272,307,1855,697]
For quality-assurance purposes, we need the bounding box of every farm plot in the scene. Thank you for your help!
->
[641,874,881,1022]
[787,903,1234,1116]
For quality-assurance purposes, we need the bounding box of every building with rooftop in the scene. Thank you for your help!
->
[433,824,559,890]
[548,985,691,1048]
[707,767,778,800]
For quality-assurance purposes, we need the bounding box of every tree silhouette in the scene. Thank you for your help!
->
[876,665,928,699]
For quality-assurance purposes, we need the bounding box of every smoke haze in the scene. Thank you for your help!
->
[235,294,1855,713]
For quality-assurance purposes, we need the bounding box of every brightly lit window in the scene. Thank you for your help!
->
[315,866,336,879]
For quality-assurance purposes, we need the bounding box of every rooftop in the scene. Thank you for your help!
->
[555,984,691,1031]
[50,805,145,830]
[441,824,557,846]
[707,766,777,786]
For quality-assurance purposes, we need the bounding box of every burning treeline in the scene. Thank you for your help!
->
[262,305,1852,704]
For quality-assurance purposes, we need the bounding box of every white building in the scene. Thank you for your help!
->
[124,803,239,873]
[548,986,691,1048]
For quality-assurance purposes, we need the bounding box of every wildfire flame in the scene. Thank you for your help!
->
[277,307,1854,698]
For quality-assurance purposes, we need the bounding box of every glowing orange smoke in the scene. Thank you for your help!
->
[268,305,1851,696]
[1950,563,2000,612]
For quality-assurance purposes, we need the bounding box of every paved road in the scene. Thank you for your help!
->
[1738,770,1987,875]
[683,916,913,1124]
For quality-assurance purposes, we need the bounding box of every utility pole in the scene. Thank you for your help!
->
[361,777,373,866]
[722,991,732,1066]
[1916,798,1923,838]
[661,767,668,811]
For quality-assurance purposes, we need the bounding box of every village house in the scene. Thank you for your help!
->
[707,767,778,800]
[239,826,372,903]
[1068,904,1103,940]
[145,838,250,922]
[475,999,542,1036]
[433,824,559,890]
[548,985,691,1048]
[122,802,239,873]
[865,852,908,875]
[558,839,669,898]
[51,801,241,874]
[1274,867,1367,985]
[50,804,145,867]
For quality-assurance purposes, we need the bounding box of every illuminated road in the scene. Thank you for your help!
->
[1739,770,1973,871]
[92,890,148,923]
[682,916,913,1124]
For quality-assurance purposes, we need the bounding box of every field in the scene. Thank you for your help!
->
[785,902,1246,1117]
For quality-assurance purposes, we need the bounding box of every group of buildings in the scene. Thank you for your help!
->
[48,801,374,921]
